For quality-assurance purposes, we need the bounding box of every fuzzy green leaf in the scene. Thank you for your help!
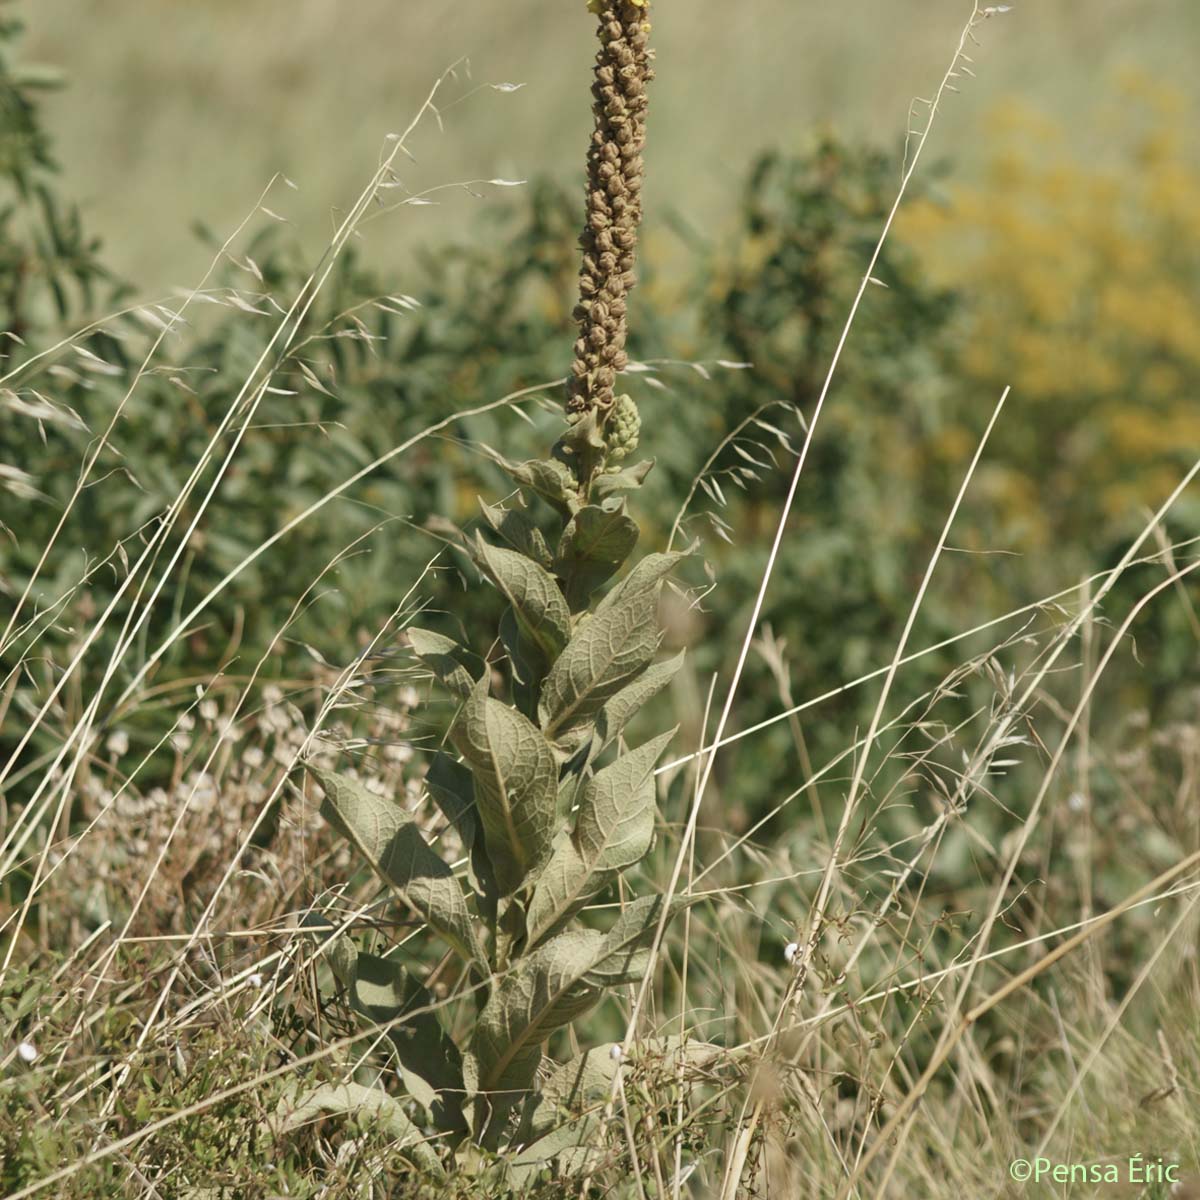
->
[555,501,640,611]
[499,605,544,720]
[407,627,480,700]
[536,548,687,746]
[479,497,553,570]
[450,678,558,896]
[537,587,661,743]
[349,952,467,1136]
[595,547,690,616]
[490,454,580,518]
[472,534,572,662]
[424,752,499,911]
[517,1046,615,1146]
[593,650,686,757]
[274,1081,444,1175]
[582,893,698,988]
[516,1036,725,1148]
[590,457,655,503]
[423,752,477,847]
[306,919,358,989]
[555,408,608,484]
[469,929,606,1099]
[309,767,483,962]
[526,731,674,946]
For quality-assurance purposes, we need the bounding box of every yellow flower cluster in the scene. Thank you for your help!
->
[898,74,1200,534]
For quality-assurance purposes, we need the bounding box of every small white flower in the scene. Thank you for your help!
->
[106,729,129,757]
[199,698,219,722]
[1067,791,1087,813]
[243,746,265,769]
[248,973,265,989]
[784,941,800,964]
[609,1044,624,1062]
[16,1041,37,1064]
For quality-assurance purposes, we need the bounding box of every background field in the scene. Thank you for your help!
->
[24,0,1200,291]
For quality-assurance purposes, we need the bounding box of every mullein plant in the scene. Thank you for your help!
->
[289,0,706,1176]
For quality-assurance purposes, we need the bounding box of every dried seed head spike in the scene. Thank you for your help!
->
[567,0,654,419]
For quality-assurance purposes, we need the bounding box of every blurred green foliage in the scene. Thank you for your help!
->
[0,6,114,349]
[1,14,1196,844]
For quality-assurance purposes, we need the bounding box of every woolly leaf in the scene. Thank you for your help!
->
[309,767,483,963]
[479,497,553,570]
[490,454,580,517]
[554,500,640,611]
[555,408,607,484]
[595,547,690,616]
[593,649,686,756]
[299,911,359,1002]
[472,534,571,662]
[407,627,481,700]
[590,457,655,503]
[423,752,476,847]
[516,1037,725,1149]
[517,1046,615,1147]
[499,605,544,720]
[537,585,661,742]
[582,893,699,988]
[349,952,467,1136]
[450,678,558,896]
[469,929,605,1099]
[273,1081,444,1176]
[526,731,674,946]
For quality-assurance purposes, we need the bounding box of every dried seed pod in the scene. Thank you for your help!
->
[566,0,654,420]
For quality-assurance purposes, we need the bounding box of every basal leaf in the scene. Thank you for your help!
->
[273,1081,444,1176]
[516,1036,725,1148]
[472,534,571,662]
[554,501,640,611]
[450,678,558,896]
[350,951,467,1136]
[309,767,483,962]
[526,731,674,947]
[407,627,481,700]
[308,921,358,989]
[516,1046,616,1146]
[470,929,605,1099]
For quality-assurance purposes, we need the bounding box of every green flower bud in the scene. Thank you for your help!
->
[605,393,641,465]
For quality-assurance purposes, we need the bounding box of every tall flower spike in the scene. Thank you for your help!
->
[566,0,654,419]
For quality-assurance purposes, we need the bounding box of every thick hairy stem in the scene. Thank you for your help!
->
[566,0,654,420]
